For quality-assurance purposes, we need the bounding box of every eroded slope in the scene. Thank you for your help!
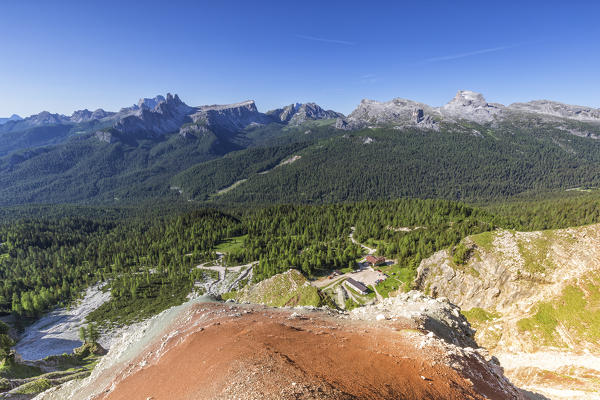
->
[416,223,600,399]
[37,297,524,400]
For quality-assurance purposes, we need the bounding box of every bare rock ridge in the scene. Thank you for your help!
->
[190,100,268,132]
[336,89,600,130]
[70,108,114,123]
[509,99,600,121]
[4,90,600,138]
[113,93,194,136]
[440,90,505,124]
[267,102,344,125]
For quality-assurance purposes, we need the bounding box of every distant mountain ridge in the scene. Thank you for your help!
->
[336,90,600,131]
[0,114,22,125]
[0,94,342,135]
[1,89,600,207]
[4,90,600,139]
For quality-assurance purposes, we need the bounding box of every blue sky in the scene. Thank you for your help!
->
[1,0,599,116]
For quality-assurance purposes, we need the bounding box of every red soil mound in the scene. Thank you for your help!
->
[97,303,521,400]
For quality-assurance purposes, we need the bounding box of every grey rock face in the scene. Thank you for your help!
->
[191,100,268,132]
[137,95,166,110]
[95,131,115,143]
[113,93,194,136]
[338,98,439,130]
[334,117,350,130]
[267,103,343,125]
[338,90,600,131]
[26,111,70,125]
[179,124,209,139]
[70,108,114,123]
[440,90,505,123]
[70,109,93,123]
[509,100,600,122]
[350,290,477,348]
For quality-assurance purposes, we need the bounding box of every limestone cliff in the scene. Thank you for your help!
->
[416,224,600,399]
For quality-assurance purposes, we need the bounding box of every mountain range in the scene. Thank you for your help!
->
[1,90,600,206]
[0,114,22,125]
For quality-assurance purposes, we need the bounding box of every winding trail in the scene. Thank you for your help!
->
[349,227,376,255]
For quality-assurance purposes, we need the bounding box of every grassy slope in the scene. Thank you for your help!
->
[234,269,327,307]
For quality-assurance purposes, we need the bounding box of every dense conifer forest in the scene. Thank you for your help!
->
[2,192,600,325]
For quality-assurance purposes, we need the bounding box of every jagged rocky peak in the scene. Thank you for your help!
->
[508,99,600,121]
[70,108,112,123]
[26,111,70,125]
[267,102,343,125]
[440,90,505,123]
[266,103,300,123]
[112,93,194,136]
[337,97,438,130]
[70,109,93,123]
[137,95,166,110]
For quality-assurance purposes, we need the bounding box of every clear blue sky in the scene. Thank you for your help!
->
[1,0,599,117]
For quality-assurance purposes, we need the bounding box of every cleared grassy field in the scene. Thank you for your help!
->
[214,235,247,253]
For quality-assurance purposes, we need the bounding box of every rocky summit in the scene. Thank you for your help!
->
[267,103,343,125]
[335,89,600,130]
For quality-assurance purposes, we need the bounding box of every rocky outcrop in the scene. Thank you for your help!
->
[113,93,194,136]
[440,90,506,124]
[70,109,113,123]
[337,98,439,130]
[415,224,600,399]
[267,103,343,125]
[178,124,209,139]
[136,95,166,111]
[191,100,268,132]
[336,90,600,133]
[350,290,477,348]
[509,100,600,122]
[233,269,326,307]
[95,131,115,143]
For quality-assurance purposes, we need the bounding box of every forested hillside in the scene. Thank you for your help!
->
[3,194,600,326]
[2,113,600,206]
[211,123,600,204]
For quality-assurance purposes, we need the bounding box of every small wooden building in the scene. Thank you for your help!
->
[345,278,369,295]
[365,255,385,266]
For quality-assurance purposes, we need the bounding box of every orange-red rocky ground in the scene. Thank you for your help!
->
[81,302,525,400]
